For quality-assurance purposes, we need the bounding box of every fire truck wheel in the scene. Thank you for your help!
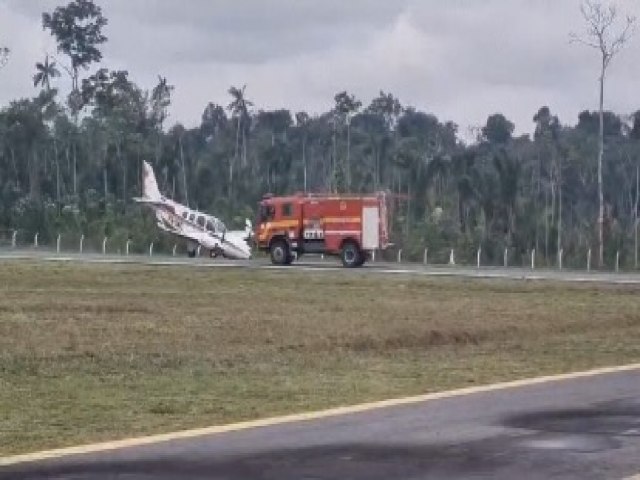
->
[270,239,290,266]
[341,241,362,268]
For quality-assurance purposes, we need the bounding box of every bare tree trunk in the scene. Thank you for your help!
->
[103,153,108,208]
[73,142,77,198]
[571,1,636,266]
[10,147,18,187]
[229,118,240,199]
[242,128,247,168]
[550,178,556,224]
[597,64,605,267]
[302,136,307,192]
[535,153,541,254]
[405,180,411,238]
[332,127,338,193]
[179,135,189,206]
[65,145,70,189]
[375,147,379,191]
[545,184,549,260]
[54,138,60,212]
[557,161,563,265]
[635,163,639,268]
[155,130,162,167]
[117,141,126,213]
[346,120,351,190]
[29,149,40,201]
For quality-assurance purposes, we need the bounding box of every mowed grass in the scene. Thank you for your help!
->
[1,261,639,455]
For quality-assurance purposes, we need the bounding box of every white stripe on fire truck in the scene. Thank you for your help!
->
[322,217,361,223]
[323,230,361,236]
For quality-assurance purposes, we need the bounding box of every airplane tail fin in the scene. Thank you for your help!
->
[141,160,161,200]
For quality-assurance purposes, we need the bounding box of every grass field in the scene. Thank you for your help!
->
[1,261,639,455]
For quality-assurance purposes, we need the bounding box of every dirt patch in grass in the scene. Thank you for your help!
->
[0,261,639,455]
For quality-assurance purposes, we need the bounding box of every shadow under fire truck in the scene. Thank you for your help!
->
[254,191,391,267]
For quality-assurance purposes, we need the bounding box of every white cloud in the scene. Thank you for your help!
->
[1,0,639,139]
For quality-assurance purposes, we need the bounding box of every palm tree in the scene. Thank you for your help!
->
[295,112,310,192]
[226,85,253,197]
[33,54,60,91]
[332,91,361,190]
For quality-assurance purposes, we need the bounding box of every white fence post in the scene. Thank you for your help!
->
[371,249,376,262]
[504,248,508,267]
[172,244,177,257]
[476,247,481,269]
[397,249,402,263]
[531,248,535,269]
[449,249,455,265]
[196,245,201,257]
[79,234,84,253]
[126,239,131,256]
[34,232,38,248]
[11,230,17,248]
[558,248,563,270]
[149,243,154,256]
[102,237,107,255]
[616,251,620,272]
[587,248,591,272]
[56,234,61,253]
[423,248,428,266]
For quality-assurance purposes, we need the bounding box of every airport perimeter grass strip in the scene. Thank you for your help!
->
[1,261,639,456]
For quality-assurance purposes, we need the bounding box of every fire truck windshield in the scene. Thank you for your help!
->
[259,204,275,223]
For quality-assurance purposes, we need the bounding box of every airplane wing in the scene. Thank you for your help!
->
[132,197,166,208]
[156,218,200,244]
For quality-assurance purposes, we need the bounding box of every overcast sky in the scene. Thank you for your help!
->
[0,0,638,139]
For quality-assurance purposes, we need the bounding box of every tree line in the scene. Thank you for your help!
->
[0,0,638,268]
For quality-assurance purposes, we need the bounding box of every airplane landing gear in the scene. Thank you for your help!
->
[187,241,199,258]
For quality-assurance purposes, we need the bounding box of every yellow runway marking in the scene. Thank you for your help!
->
[1,362,639,466]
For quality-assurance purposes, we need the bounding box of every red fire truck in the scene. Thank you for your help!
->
[254,191,390,267]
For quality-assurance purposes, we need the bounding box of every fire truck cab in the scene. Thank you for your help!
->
[255,192,390,267]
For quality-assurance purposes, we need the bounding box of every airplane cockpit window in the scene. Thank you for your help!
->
[189,213,196,223]
[197,215,206,229]
[206,216,226,233]
[181,211,188,219]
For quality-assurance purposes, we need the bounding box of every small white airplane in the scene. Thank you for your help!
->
[133,160,252,259]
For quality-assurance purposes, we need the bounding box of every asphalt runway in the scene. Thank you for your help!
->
[2,249,640,284]
[1,367,639,480]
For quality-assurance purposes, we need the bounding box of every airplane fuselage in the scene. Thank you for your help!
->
[133,160,252,260]
[145,198,251,259]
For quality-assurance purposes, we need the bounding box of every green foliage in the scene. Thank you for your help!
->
[42,0,107,76]
[1,2,639,268]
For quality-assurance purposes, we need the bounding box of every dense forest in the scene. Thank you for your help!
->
[0,1,638,268]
